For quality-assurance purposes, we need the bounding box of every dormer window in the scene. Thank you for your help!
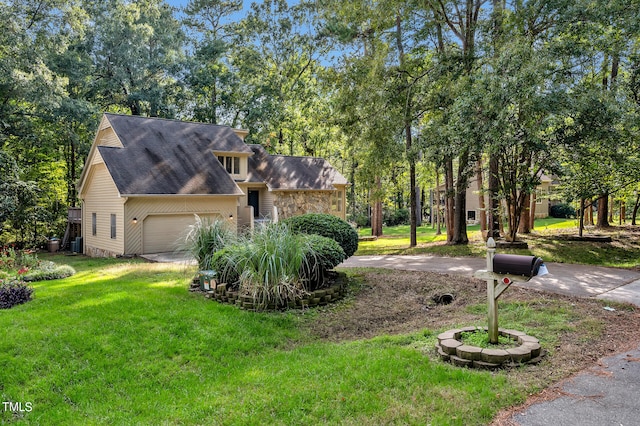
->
[218,155,240,175]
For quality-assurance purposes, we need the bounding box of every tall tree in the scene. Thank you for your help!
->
[84,0,185,117]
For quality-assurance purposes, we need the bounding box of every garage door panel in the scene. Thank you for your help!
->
[143,214,219,254]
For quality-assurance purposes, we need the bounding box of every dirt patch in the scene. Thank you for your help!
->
[303,268,640,423]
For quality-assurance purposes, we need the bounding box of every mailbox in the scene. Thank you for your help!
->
[493,254,544,278]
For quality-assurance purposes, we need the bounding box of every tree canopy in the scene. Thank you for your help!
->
[1,0,639,245]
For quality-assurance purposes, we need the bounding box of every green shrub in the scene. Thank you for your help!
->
[0,279,33,309]
[22,265,76,282]
[348,213,370,228]
[550,203,576,219]
[283,213,359,258]
[303,235,345,291]
[182,215,234,270]
[304,234,345,272]
[384,208,409,226]
[17,250,40,269]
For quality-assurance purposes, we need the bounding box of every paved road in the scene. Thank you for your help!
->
[340,254,640,306]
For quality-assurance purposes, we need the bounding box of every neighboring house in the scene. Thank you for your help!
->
[430,174,555,225]
[77,113,348,257]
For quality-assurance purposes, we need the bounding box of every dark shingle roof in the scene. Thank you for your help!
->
[100,114,246,195]
[247,145,348,190]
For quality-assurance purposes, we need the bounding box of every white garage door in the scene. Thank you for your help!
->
[142,214,219,254]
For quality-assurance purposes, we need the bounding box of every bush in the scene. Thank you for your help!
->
[303,235,345,291]
[348,213,370,228]
[283,213,359,258]
[305,235,346,272]
[182,215,234,270]
[550,203,576,219]
[0,280,33,309]
[22,265,76,282]
[384,208,409,226]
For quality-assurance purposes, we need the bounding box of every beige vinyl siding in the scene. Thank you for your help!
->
[90,149,104,165]
[262,190,275,218]
[96,127,123,148]
[82,163,125,256]
[124,196,238,254]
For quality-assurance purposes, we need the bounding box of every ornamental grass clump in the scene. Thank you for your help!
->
[217,223,318,309]
[182,215,235,270]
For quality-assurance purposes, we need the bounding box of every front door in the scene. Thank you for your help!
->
[248,190,260,218]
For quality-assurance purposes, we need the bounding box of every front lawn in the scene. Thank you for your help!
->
[1,254,638,424]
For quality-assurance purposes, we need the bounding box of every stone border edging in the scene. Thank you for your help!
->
[194,274,348,311]
[436,326,544,369]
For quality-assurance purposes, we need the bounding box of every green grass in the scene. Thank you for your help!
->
[355,219,640,268]
[1,255,534,425]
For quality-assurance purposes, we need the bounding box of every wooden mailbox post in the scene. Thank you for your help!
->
[474,238,544,343]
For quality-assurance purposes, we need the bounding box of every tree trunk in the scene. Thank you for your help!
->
[597,193,610,228]
[587,198,594,226]
[371,177,383,237]
[608,195,614,224]
[579,198,585,237]
[444,158,454,242]
[349,158,357,218]
[476,159,486,233]
[620,200,625,225]
[529,192,537,230]
[416,186,422,227]
[487,154,500,239]
[452,150,469,245]
[396,14,417,248]
[435,169,442,235]
[632,194,640,226]
[518,193,531,234]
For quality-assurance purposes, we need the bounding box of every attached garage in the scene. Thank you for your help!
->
[142,214,220,254]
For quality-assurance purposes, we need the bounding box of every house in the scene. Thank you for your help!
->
[77,113,348,257]
[430,174,555,226]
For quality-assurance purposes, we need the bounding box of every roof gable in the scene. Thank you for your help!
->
[91,114,247,196]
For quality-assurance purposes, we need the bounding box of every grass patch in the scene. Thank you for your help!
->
[459,331,518,349]
[1,256,638,424]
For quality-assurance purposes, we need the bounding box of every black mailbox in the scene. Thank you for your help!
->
[493,254,544,278]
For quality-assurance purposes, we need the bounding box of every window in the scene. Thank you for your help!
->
[467,210,476,221]
[217,155,240,174]
[331,191,343,212]
[110,214,116,239]
[92,213,97,236]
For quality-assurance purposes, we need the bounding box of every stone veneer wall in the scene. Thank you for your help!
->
[274,191,333,219]
[85,245,119,258]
